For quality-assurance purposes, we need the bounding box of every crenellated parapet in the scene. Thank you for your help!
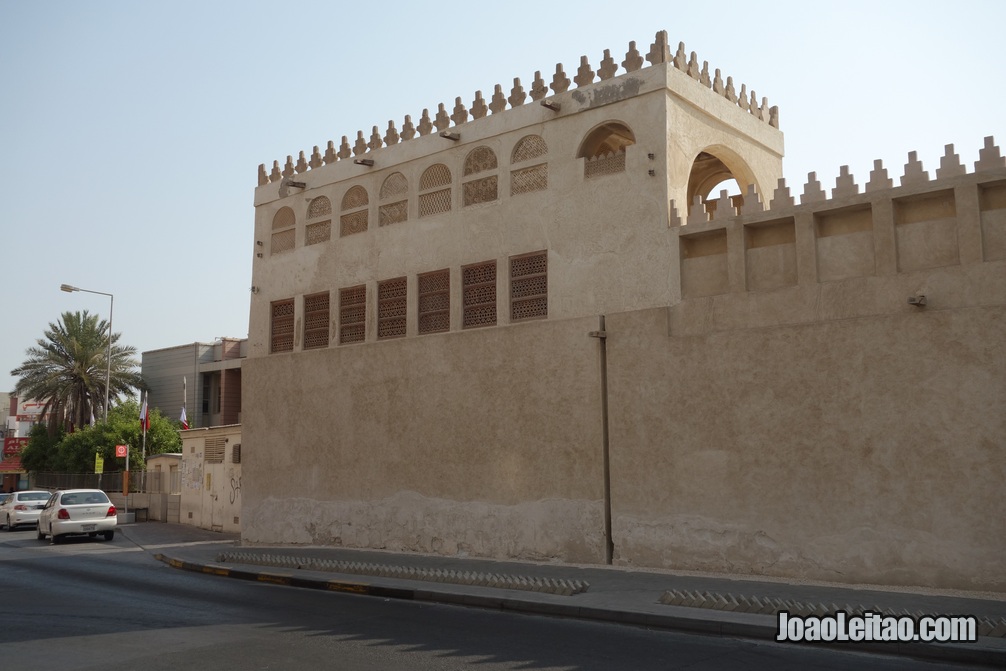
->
[672,136,1006,329]
[256,30,780,186]
[673,136,1005,226]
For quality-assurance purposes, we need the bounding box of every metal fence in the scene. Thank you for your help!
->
[31,470,181,495]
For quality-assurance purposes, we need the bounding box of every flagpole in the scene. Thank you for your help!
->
[141,391,147,461]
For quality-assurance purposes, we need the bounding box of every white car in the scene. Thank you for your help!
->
[0,490,51,530]
[37,489,117,543]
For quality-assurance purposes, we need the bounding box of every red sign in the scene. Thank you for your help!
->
[0,456,24,473]
[3,438,29,458]
[115,445,128,458]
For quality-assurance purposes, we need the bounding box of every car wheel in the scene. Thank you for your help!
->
[37,526,45,541]
[50,533,62,545]
[102,530,115,541]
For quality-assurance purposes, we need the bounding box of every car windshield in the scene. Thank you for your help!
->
[60,492,109,506]
[18,493,50,501]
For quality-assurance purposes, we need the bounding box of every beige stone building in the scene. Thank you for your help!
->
[241,31,1005,591]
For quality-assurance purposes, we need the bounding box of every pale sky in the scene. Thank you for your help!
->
[2,1,1003,395]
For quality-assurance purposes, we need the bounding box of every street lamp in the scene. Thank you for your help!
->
[60,284,114,422]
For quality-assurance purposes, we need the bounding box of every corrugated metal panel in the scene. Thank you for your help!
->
[143,340,245,430]
[143,343,211,429]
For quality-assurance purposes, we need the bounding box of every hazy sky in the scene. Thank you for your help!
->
[2,1,1003,395]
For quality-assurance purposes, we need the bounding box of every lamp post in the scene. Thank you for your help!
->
[60,284,114,422]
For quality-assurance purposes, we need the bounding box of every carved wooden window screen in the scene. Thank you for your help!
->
[305,220,331,245]
[271,206,296,255]
[462,260,496,328]
[307,196,332,219]
[339,285,366,344]
[272,207,295,230]
[510,251,548,321]
[380,172,409,198]
[270,299,294,353]
[464,146,498,176]
[463,176,498,206]
[379,201,408,226]
[303,292,330,349]
[379,173,409,226]
[205,436,226,464]
[271,228,295,254]
[418,269,450,334]
[584,152,626,179]
[511,135,547,164]
[377,277,407,339]
[419,164,452,218]
[463,146,498,206]
[510,165,547,196]
[340,186,369,236]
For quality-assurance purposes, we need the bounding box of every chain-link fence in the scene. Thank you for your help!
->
[30,470,180,494]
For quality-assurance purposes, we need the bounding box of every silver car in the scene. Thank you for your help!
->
[37,489,117,543]
[0,490,51,530]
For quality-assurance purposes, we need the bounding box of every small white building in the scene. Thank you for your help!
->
[178,425,242,533]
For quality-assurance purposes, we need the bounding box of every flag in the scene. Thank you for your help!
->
[139,395,150,432]
[180,376,188,429]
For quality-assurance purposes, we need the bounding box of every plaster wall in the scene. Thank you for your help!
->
[179,426,242,533]
[606,302,1005,591]
[639,164,1006,590]
[241,315,606,562]
[239,31,1001,590]
[660,65,783,210]
[246,61,782,359]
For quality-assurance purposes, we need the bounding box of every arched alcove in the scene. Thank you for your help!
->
[686,148,757,216]
[577,121,635,159]
[578,122,635,179]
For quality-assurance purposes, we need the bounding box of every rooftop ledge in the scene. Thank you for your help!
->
[254,30,781,205]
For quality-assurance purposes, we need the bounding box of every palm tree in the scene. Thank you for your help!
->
[10,310,143,434]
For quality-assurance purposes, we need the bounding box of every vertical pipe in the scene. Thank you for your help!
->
[597,315,613,564]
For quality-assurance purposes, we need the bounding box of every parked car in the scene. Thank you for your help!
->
[0,490,51,530]
[37,489,117,543]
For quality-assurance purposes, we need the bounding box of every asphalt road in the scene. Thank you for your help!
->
[0,527,984,670]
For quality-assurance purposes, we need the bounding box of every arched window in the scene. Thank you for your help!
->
[271,206,295,254]
[510,135,548,196]
[340,186,369,236]
[686,148,755,217]
[578,122,634,179]
[462,146,498,206]
[379,172,409,226]
[307,196,331,219]
[305,196,331,245]
[419,164,452,218]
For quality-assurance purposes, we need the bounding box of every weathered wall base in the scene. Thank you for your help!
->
[242,491,604,562]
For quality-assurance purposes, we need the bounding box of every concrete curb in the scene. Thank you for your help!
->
[154,553,1006,668]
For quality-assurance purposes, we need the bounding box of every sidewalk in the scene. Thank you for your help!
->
[119,521,1006,668]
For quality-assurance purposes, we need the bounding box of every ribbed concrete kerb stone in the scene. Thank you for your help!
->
[217,552,589,596]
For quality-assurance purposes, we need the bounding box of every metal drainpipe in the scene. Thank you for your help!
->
[589,315,613,564]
